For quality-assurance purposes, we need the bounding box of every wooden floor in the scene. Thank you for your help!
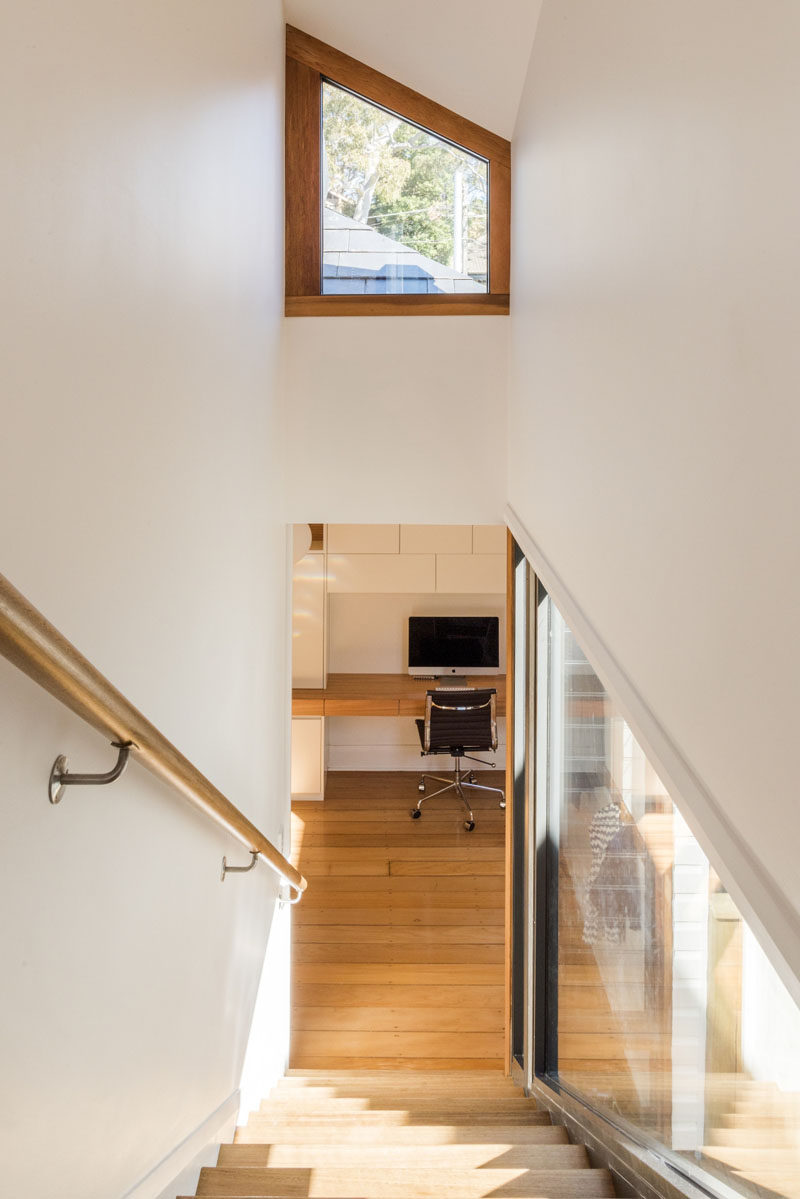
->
[188,1070,615,1197]
[289,771,506,1070]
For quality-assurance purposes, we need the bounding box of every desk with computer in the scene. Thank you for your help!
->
[292,615,506,820]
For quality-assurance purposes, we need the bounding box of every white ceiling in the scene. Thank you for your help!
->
[283,0,543,139]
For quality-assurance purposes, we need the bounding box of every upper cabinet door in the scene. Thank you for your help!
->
[327,525,400,553]
[400,525,473,554]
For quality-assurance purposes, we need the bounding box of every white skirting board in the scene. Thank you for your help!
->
[327,743,506,771]
[123,1090,239,1199]
[326,714,506,773]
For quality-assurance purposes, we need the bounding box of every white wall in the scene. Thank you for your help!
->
[509,1,800,989]
[741,924,800,1094]
[284,0,542,138]
[283,318,508,524]
[0,3,289,1196]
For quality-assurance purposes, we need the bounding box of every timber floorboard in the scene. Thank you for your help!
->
[290,771,506,1069]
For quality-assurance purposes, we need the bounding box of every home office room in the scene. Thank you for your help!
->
[289,522,508,1070]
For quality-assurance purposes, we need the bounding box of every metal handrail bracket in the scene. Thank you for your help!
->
[0,572,306,899]
[49,739,134,804]
[221,851,259,881]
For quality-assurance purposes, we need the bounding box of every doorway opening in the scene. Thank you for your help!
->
[288,522,509,1070]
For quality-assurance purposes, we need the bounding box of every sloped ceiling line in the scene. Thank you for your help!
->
[283,0,543,139]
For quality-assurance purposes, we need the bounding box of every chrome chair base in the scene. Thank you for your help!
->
[410,754,505,831]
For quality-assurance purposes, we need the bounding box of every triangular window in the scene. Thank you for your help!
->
[285,28,510,316]
[322,82,488,297]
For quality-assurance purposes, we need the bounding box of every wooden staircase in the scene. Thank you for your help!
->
[187,1070,616,1198]
[702,1079,800,1199]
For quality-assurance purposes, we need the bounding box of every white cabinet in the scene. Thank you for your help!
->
[291,717,325,799]
[400,524,473,554]
[326,553,436,593]
[292,550,326,687]
[436,554,506,594]
[327,524,400,553]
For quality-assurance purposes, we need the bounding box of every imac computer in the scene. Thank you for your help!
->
[408,616,500,683]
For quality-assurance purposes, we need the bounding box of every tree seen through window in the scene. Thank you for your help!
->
[322,82,488,295]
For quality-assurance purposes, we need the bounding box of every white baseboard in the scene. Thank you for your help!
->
[123,1090,239,1199]
[327,744,506,771]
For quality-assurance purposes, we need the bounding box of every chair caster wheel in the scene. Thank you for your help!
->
[464,820,475,832]
[418,782,425,792]
[467,773,477,784]
[410,809,422,819]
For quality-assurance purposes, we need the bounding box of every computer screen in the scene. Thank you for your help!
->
[408,616,500,676]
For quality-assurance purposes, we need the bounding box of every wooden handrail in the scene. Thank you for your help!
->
[0,573,306,897]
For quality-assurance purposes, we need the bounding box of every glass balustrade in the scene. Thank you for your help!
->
[535,587,800,1199]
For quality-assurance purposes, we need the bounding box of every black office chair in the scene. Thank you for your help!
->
[410,688,505,831]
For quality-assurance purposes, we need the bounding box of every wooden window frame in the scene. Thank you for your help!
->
[285,26,510,317]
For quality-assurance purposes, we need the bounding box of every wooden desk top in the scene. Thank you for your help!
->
[293,673,507,718]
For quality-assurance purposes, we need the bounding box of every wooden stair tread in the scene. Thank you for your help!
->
[281,1069,509,1081]
[703,1145,800,1164]
[281,1074,506,1083]
[235,1124,568,1146]
[193,1165,615,1197]
[272,1083,515,1093]
[291,1064,510,1074]
[260,1095,539,1111]
[243,1112,554,1126]
[219,1142,584,1167]
[193,1069,615,1199]
[279,1069,511,1082]
[706,1126,800,1148]
[721,1113,800,1127]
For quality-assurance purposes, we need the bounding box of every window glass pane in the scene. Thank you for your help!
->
[537,593,800,1199]
[322,81,488,295]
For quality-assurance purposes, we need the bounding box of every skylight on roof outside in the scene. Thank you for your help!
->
[321,81,489,296]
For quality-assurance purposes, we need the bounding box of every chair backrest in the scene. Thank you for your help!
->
[424,688,497,753]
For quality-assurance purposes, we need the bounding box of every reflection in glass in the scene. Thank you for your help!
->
[322,81,488,295]
[537,592,800,1199]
